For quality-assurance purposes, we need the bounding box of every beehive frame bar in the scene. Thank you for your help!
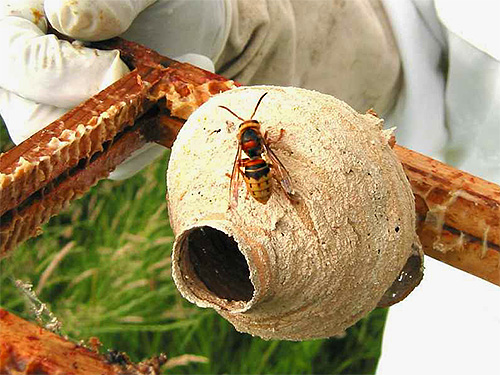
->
[0,38,498,286]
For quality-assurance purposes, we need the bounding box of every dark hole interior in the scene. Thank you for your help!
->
[186,226,254,302]
[377,251,423,308]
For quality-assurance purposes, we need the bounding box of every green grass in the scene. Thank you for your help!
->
[0,122,387,374]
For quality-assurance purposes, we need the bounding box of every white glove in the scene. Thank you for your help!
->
[0,0,230,179]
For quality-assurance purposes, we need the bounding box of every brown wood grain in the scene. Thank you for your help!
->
[0,38,235,256]
[394,145,500,285]
[0,308,168,375]
[0,309,122,375]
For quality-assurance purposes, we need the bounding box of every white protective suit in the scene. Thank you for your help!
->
[0,1,499,374]
[377,1,500,374]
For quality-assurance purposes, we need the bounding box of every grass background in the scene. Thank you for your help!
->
[0,121,387,374]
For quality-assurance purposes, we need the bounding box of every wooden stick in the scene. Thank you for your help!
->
[0,42,235,255]
[0,38,498,286]
[394,145,500,285]
[63,38,500,286]
[0,308,166,375]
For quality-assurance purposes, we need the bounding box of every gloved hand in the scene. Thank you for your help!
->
[0,0,230,179]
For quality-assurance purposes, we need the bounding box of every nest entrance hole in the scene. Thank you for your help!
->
[183,226,254,302]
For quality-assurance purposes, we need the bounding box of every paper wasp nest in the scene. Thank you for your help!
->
[167,86,422,340]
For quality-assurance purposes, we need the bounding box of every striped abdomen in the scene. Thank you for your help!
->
[243,158,272,204]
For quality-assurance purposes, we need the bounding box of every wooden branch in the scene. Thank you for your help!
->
[0,308,166,375]
[395,145,500,285]
[0,38,498,286]
[0,40,235,256]
[0,36,498,374]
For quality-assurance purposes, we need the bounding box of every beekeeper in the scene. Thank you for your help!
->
[0,1,498,374]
